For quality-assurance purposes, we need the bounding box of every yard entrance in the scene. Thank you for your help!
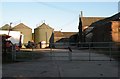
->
[14,42,119,62]
[2,42,120,78]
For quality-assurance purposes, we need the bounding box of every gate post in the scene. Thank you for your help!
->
[68,47,72,61]
[109,42,112,61]
[89,42,91,61]
[50,43,53,61]
[50,46,53,60]
[12,44,16,61]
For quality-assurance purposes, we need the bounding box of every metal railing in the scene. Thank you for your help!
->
[76,42,119,61]
[49,42,119,61]
[13,42,120,61]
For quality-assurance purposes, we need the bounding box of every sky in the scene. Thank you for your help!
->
[0,1,119,32]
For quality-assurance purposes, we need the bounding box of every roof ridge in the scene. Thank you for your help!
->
[36,23,53,29]
[0,24,10,30]
[12,23,32,29]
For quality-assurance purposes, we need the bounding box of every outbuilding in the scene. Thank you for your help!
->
[12,23,32,44]
[34,23,54,48]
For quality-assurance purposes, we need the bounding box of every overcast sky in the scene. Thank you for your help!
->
[0,1,119,32]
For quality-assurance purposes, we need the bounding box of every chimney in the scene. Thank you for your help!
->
[81,11,83,17]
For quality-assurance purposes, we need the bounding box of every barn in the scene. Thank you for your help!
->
[12,23,32,44]
[84,12,120,43]
[0,24,11,30]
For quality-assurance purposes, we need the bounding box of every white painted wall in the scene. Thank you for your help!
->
[0,30,24,44]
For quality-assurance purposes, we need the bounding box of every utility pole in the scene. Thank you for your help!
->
[46,32,47,47]
[8,22,12,36]
[78,11,83,43]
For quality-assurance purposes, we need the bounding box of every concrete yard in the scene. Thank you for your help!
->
[2,49,119,78]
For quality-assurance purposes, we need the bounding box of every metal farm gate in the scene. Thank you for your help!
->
[13,42,119,62]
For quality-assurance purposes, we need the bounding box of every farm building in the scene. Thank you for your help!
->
[83,12,120,43]
[70,16,105,43]
[81,17,105,30]
[54,31,65,42]
[12,23,32,44]
[53,16,105,44]
[54,31,77,43]
[34,23,54,48]
[78,11,105,31]
[0,24,11,30]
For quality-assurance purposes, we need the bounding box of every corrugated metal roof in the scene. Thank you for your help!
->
[12,23,32,29]
[35,23,53,29]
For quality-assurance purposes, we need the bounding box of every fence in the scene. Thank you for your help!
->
[13,42,120,61]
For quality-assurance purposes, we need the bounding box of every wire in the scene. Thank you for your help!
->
[35,1,77,14]
[34,0,80,31]
[60,15,79,29]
